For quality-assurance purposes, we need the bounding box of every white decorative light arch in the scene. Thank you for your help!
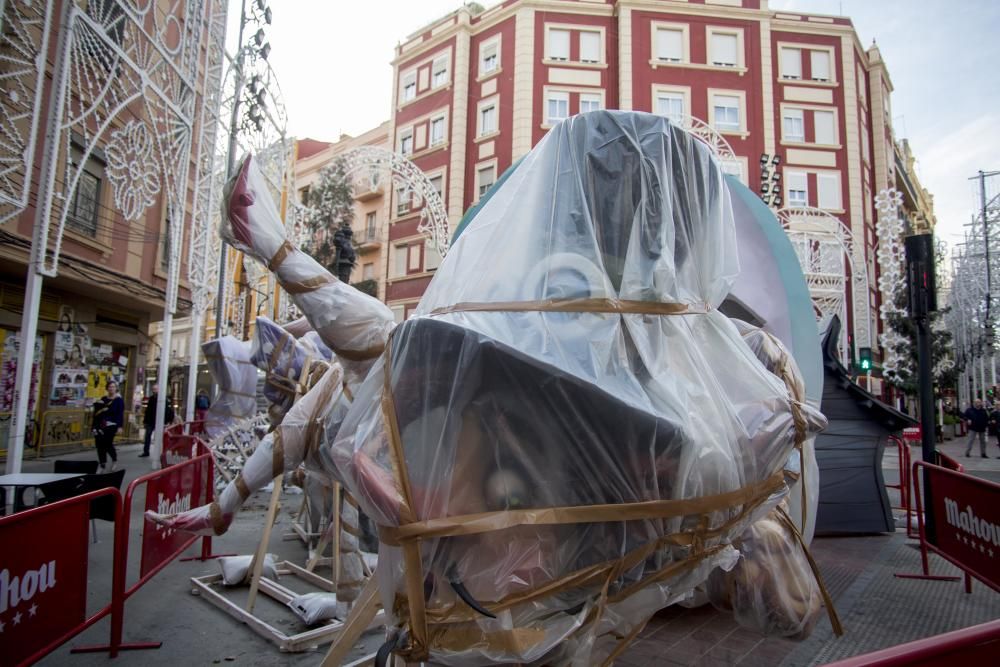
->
[339,146,451,257]
[678,115,741,172]
[777,206,872,365]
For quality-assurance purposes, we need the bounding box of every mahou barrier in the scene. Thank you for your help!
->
[1,445,219,664]
[73,452,220,657]
[896,461,1000,593]
[823,618,1000,665]
[0,488,121,666]
[160,421,207,468]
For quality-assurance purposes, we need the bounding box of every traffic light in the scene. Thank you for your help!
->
[859,347,872,372]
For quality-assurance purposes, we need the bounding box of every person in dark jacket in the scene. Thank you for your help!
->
[964,398,990,458]
[141,388,174,457]
[990,404,1000,458]
[93,381,125,471]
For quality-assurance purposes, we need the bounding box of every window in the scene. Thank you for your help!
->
[779,47,801,79]
[425,240,442,271]
[399,130,412,155]
[430,116,446,145]
[394,244,407,277]
[655,27,684,62]
[580,93,602,114]
[656,92,685,125]
[580,31,601,63]
[548,28,570,61]
[720,159,745,184]
[478,101,497,136]
[783,108,805,142]
[407,244,421,272]
[712,95,740,131]
[810,50,831,82]
[787,171,808,207]
[710,32,739,67]
[428,174,443,197]
[817,173,841,209]
[365,211,377,241]
[814,110,836,144]
[363,263,375,281]
[396,187,409,216]
[69,168,101,237]
[401,71,416,101]
[432,55,449,87]
[477,164,496,198]
[480,39,499,75]
[546,91,569,125]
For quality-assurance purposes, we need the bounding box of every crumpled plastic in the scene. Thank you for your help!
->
[327,111,827,665]
[201,336,258,440]
[705,507,822,637]
[249,316,327,424]
[220,155,394,385]
[146,362,350,536]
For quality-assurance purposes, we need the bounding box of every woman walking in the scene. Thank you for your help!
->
[93,380,125,471]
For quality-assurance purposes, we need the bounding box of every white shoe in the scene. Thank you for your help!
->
[110,462,117,472]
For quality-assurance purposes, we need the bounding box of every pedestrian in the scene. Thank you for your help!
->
[93,380,125,471]
[141,387,174,457]
[963,398,990,458]
[195,389,210,422]
[990,403,1000,458]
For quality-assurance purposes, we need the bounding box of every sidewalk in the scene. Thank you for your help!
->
[22,442,1000,666]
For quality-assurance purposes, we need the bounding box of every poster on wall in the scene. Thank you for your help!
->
[49,307,91,407]
[0,330,46,446]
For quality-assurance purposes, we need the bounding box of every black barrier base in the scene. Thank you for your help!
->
[71,641,163,654]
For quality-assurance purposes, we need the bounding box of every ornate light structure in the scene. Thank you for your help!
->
[874,188,908,382]
[7,0,213,472]
[339,146,451,257]
[777,206,871,366]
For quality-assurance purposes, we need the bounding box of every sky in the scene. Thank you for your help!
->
[239,0,1000,253]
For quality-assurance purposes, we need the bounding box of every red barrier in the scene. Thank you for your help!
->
[936,450,965,473]
[895,461,1000,593]
[885,436,918,539]
[72,453,222,657]
[0,488,121,667]
[823,618,1000,666]
[160,422,205,468]
[902,426,922,443]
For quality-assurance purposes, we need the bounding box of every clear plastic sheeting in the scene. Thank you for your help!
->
[733,320,820,544]
[706,508,822,638]
[329,111,827,665]
[249,316,328,423]
[220,155,395,377]
[202,336,258,440]
[147,362,351,536]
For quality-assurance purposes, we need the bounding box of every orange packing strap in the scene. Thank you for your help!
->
[429,297,712,317]
[379,470,785,545]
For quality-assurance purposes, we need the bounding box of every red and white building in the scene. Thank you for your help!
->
[337,0,933,373]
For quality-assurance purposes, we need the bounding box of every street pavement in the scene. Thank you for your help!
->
[16,436,1000,666]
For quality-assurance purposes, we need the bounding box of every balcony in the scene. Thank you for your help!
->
[356,232,382,253]
[353,181,383,202]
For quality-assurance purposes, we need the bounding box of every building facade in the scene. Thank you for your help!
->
[0,1,221,452]
[378,0,931,378]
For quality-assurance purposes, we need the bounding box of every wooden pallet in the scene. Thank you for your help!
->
[189,560,384,653]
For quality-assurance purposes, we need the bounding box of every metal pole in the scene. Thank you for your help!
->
[213,0,248,343]
[6,1,74,475]
[980,353,987,402]
[185,310,203,423]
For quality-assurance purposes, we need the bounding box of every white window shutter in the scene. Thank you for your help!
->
[549,29,569,60]
[712,33,738,65]
[656,29,683,61]
[817,173,841,209]
[580,32,600,62]
[813,110,836,144]
[780,47,801,78]
[811,50,831,81]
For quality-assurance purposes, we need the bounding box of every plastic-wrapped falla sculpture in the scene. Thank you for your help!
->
[329,111,827,664]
